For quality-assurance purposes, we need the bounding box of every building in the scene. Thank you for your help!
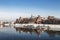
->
[36,15,42,24]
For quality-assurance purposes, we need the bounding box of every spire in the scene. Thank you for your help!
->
[31,14,34,18]
[31,14,33,18]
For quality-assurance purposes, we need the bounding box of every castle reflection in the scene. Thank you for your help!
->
[15,27,60,38]
[15,27,42,37]
[45,30,60,37]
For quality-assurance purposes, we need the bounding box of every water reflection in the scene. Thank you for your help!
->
[14,27,60,40]
[45,30,60,37]
[15,27,42,37]
[0,25,60,40]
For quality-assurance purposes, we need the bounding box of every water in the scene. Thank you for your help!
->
[0,27,60,40]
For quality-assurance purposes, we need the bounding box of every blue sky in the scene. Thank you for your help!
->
[0,0,60,21]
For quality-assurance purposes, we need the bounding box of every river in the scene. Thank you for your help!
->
[0,26,60,40]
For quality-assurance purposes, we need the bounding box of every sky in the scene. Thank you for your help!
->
[0,0,60,21]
